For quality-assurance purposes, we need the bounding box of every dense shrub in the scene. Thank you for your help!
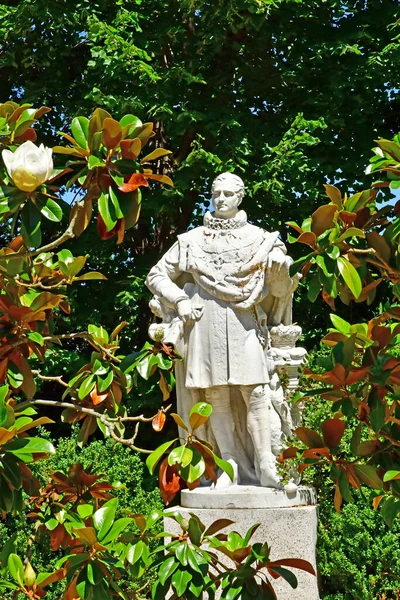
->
[301,347,400,599]
[0,431,162,599]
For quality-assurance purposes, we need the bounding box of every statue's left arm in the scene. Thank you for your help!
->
[267,239,298,298]
[145,242,188,308]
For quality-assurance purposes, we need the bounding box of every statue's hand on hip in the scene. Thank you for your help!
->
[177,299,204,325]
[267,249,290,273]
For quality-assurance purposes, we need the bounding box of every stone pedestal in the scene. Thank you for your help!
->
[165,487,319,600]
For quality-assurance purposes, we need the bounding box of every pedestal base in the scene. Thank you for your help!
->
[181,484,317,509]
[165,503,319,600]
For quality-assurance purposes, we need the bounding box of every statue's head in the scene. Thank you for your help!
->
[211,172,245,219]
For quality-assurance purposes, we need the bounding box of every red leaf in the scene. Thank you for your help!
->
[118,173,149,193]
[321,419,346,448]
[297,231,317,248]
[97,214,122,241]
[278,446,299,462]
[311,203,337,237]
[268,558,316,576]
[295,427,324,448]
[302,447,331,459]
[322,289,335,310]
[90,384,109,406]
[334,484,342,512]
[339,210,357,225]
[345,367,370,385]
[371,325,391,349]
[16,127,37,142]
[159,457,181,505]
[152,410,166,432]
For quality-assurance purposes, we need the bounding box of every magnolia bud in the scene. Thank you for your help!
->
[2,141,53,193]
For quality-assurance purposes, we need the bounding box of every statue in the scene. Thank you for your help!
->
[146,173,304,490]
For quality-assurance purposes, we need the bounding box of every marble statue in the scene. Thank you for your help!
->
[146,173,306,490]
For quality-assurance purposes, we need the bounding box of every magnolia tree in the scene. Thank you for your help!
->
[281,134,400,526]
[0,103,313,600]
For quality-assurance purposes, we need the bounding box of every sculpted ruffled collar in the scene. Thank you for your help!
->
[203,210,247,230]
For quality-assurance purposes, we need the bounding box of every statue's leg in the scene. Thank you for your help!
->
[240,385,282,488]
[205,386,238,489]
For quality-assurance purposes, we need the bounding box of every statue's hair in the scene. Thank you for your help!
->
[211,172,245,203]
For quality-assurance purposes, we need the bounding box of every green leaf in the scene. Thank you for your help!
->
[369,389,385,433]
[77,271,107,281]
[383,470,400,483]
[180,448,205,483]
[3,437,55,461]
[77,504,94,519]
[353,465,383,490]
[7,554,24,584]
[171,568,192,597]
[1,455,22,490]
[214,454,234,482]
[170,413,189,431]
[27,331,45,346]
[381,497,400,527]
[136,353,158,380]
[37,197,63,222]
[97,370,113,393]
[71,116,89,149]
[289,252,314,277]
[336,227,365,243]
[98,192,117,232]
[176,542,189,566]
[330,314,351,333]
[146,438,178,474]
[168,446,193,468]
[88,155,104,170]
[20,202,42,248]
[158,556,179,585]
[268,566,298,589]
[93,498,118,540]
[326,245,340,260]
[187,517,203,546]
[120,114,143,131]
[189,402,212,430]
[337,257,362,299]
[307,273,320,302]
[101,517,132,544]
[78,374,95,400]
[87,562,104,586]
[109,186,124,219]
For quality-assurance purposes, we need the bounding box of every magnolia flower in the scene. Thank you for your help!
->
[2,141,53,193]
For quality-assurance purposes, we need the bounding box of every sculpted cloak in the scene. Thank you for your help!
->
[146,210,297,484]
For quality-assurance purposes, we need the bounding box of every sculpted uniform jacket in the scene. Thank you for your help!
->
[145,211,295,390]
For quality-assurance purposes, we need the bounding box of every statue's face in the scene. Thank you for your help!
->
[212,180,241,219]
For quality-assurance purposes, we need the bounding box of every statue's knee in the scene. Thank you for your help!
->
[206,387,230,412]
[249,385,269,409]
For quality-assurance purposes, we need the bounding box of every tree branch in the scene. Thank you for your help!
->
[43,332,122,363]
[32,370,69,388]
[16,398,172,454]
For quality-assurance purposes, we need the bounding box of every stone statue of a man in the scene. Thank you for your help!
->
[146,173,300,489]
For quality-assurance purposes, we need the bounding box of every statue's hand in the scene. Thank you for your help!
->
[267,248,290,271]
[177,299,204,325]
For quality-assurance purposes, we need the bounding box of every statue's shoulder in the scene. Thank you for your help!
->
[244,223,280,243]
[177,226,205,244]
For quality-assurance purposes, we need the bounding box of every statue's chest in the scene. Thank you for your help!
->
[187,230,263,276]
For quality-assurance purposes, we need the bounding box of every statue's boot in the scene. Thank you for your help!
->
[259,452,283,489]
[206,386,238,489]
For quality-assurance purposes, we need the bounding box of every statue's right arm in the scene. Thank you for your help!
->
[145,242,189,308]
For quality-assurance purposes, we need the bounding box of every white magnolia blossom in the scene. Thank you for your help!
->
[2,141,53,193]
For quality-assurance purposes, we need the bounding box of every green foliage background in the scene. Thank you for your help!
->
[0,430,162,599]
[1,0,400,597]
